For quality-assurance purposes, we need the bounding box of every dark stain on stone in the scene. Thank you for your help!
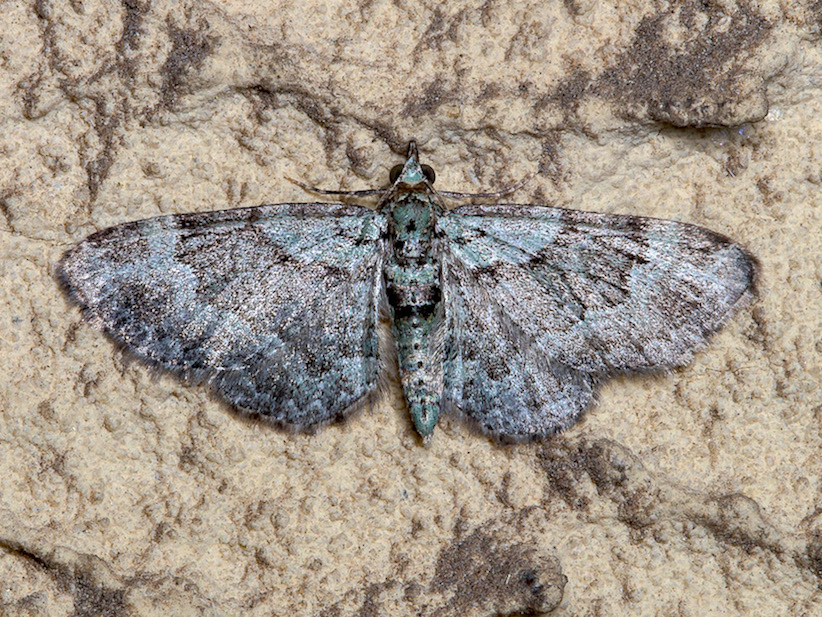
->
[420,8,446,50]
[576,441,658,532]
[403,581,422,603]
[244,83,348,159]
[177,444,198,470]
[538,438,796,563]
[539,134,564,186]
[806,531,822,579]
[724,146,748,178]
[65,561,131,617]
[430,523,564,616]
[317,605,342,617]
[244,84,279,123]
[292,92,333,130]
[322,515,564,615]
[594,3,771,126]
[410,517,424,539]
[345,144,371,176]
[536,69,591,118]
[20,73,44,121]
[159,16,218,110]
[517,2,772,127]
[43,449,67,478]
[152,521,173,543]
[402,78,456,118]
[495,471,512,506]
[29,4,119,200]
[478,0,496,26]
[37,400,56,420]
[29,2,155,200]
[85,97,124,203]
[356,582,394,617]
[755,176,781,207]
[536,440,592,510]
[413,8,468,56]
[0,541,134,617]
[691,493,782,555]
[475,81,500,103]
[537,439,656,530]
[115,0,150,82]
[0,188,14,228]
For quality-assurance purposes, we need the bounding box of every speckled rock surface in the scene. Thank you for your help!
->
[1,1,820,615]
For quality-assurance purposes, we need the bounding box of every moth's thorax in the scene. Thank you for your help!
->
[385,193,441,309]
[388,193,439,263]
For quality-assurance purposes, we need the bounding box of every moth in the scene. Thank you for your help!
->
[58,142,757,442]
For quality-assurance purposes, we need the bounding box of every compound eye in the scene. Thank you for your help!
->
[421,164,436,184]
[389,164,403,184]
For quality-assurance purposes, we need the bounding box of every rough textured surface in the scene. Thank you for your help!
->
[1,1,820,616]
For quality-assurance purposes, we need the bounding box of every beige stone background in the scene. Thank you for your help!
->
[0,0,820,615]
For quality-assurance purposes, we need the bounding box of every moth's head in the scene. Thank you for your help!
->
[389,141,436,191]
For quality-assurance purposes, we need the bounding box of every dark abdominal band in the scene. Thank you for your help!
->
[386,284,441,316]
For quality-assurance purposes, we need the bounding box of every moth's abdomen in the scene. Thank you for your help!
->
[392,309,442,439]
[386,263,444,439]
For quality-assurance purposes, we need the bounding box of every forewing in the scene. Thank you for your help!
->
[59,203,386,429]
[437,204,756,440]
